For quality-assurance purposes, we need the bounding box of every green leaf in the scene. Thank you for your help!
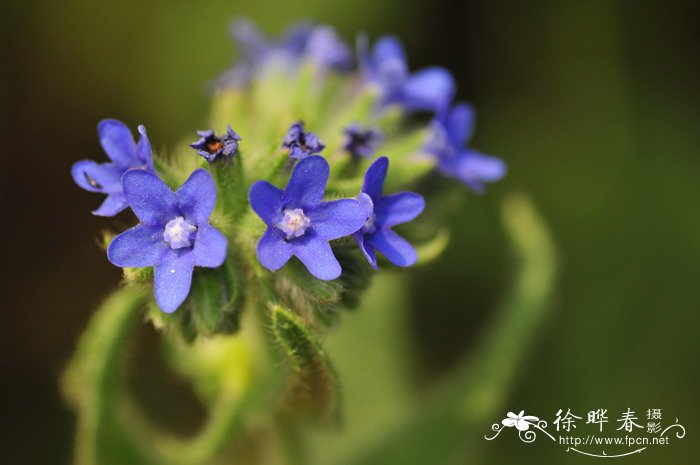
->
[271,304,341,422]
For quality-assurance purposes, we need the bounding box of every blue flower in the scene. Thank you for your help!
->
[231,18,314,67]
[360,36,455,114]
[217,19,351,89]
[71,119,154,216]
[427,102,506,193]
[304,26,352,71]
[283,121,325,159]
[249,156,367,280]
[354,157,425,269]
[107,169,227,313]
[190,126,241,162]
[343,123,383,159]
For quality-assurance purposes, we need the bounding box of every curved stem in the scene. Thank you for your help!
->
[343,194,558,465]
[61,286,151,465]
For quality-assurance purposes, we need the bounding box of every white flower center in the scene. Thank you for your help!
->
[275,208,311,240]
[362,212,377,234]
[163,216,197,249]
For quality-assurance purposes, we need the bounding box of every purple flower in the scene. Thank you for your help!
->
[71,119,154,216]
[304,26,352,70]
[107,169,227,313]
[283,121,325,159]
[190,126,241,162]
[249,156,367,280]
[354,157,425,269]
[343,123,383,159]
[231,18,314,67]
[427,102,506,193]
[217,19,351,89]
[360,35,455,114]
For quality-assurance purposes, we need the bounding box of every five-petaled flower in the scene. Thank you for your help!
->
[427,102,506,193]
[190,126,241,162]
[502,411,540,431]
[71,119,154,216]
[343,123,383,159]
[249,156,367,280]
[354,157,424,269]
[283,121,326,159]
[360,35,455,114]
[107,169,227,313]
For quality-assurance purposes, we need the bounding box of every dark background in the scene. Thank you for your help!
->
[2,0,699,463]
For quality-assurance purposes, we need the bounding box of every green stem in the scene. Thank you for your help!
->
[343,194,557,465]
[127,296,284,465]
[61,286,151,465]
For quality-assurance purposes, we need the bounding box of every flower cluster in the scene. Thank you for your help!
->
[71,19,506,318]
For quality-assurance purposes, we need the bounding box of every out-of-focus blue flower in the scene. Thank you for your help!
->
[107,169,227,313]
[304,26,352,70]
[354,157,424,269]
[190,126,241,162]
[71,119,154,217]
[427,102,506,193]
[231,18,313,69]
[360,35,455,114]
[217,19,351,89]
[249,156,367,280]
[283,121,325,159]
[343,123,383,159]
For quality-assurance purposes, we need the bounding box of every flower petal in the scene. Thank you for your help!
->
[372,37,408,98]
[305,26,352,69]
[375,192,424,228]
[122,170,178,225]
[176,169,217,225]
[93,193,129,217]
[367,228,417,267]
[193,225,227,268]
[107,224,167,267]
[257,227,293,271]
[447,150,507,193]
[307,198,367,240]
[455,151,507,183]
[282,20,315,55]
[97,119,139,166]
[446,102,475,146]
[354,231,378,269]
[502,418,517,427]
[71,160,123,194]
[283,155,329,209]
[362,156,388,200]
[230,17,270,61]
[154,249,195,313]
[291,237,342,280]
[373,36,407,67]
[249,180,284,225]
[136,125,154,171]
[401,67,455,113]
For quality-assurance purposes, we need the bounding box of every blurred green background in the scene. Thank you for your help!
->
[2,0,699,463]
